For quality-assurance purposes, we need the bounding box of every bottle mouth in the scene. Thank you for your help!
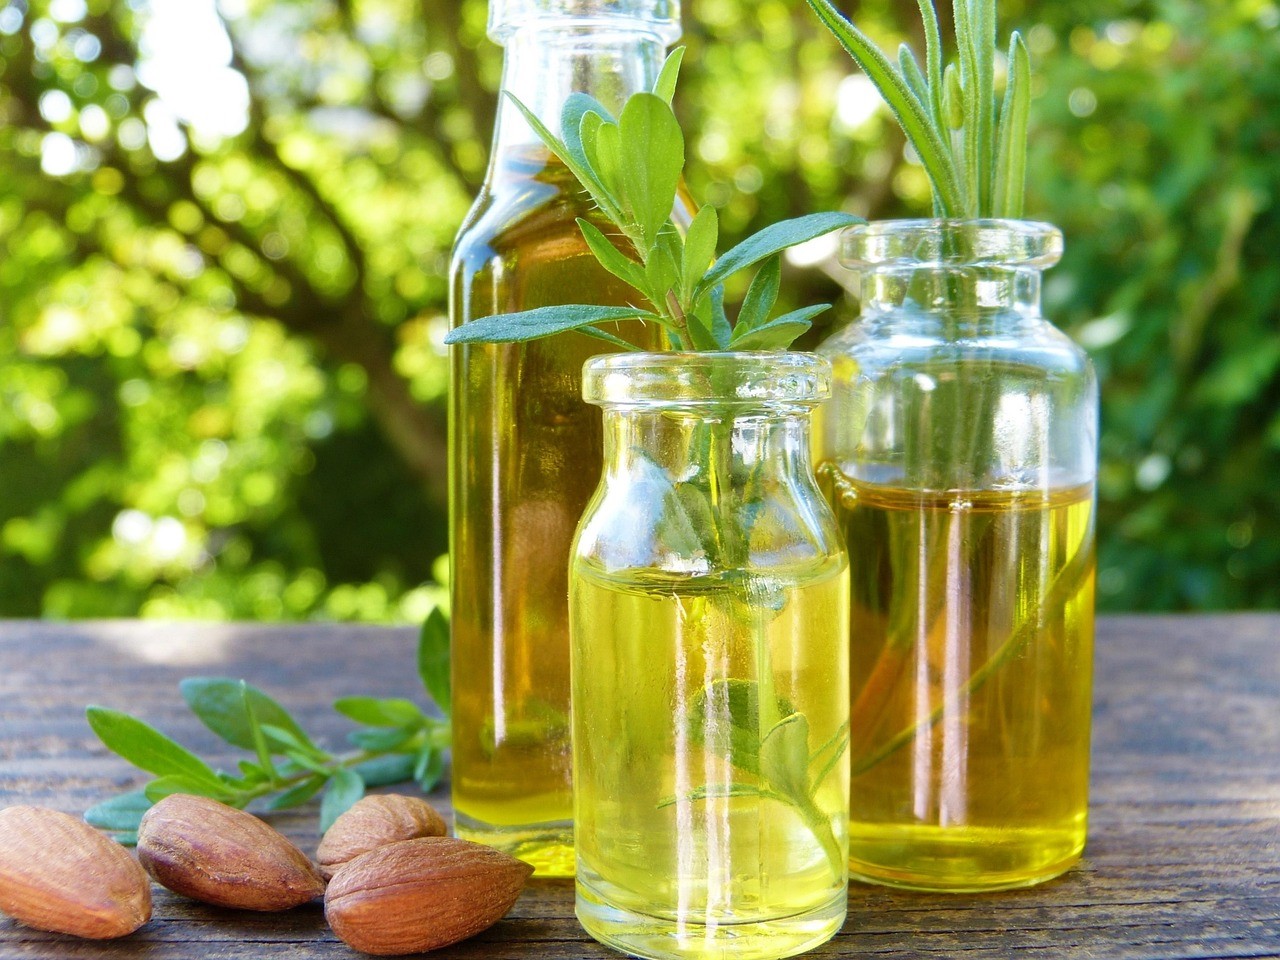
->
[583,352,831,408]
[488,0,682,44]
[840,219,1063,270]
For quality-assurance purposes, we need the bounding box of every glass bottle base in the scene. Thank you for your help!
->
[576,875,847,960]
[848,822,1085,892]
[453,811,575,878]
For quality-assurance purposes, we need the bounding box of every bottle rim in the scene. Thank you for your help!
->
[582,351,831,408]
[840,218,1064,270]
[488,0,682,44]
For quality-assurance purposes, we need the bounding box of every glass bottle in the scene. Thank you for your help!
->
[571,352,850,960]
[813,219,1098,891]
[448,0,682,875]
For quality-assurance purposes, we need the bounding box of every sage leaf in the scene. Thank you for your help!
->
[759,712,813,802]
[86,706,226,788]
[267,775,328,811]
[657,782,763,809]
[731,304,832,350]
[578,325,642,350]
[735,256,782,335]
[84,790,151,833]
[417,606,451,717]
[694,212,860,301]
[348,727,416,751]
[350,753,418,788]
[444,305,660,344]
[652,46,685,104]
[320,768,365,832]
[334,696,425,729]
[144,775,238,803]
[681,205,718,305]
[415,748,446,792]
[561,92,614,172]
[576,218,648,293]
[180,677,316,754]
[618,92,684,249]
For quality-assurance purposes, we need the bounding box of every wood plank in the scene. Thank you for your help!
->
[0,615,1277,959]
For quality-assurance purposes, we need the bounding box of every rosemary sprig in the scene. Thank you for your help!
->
[444,47,860,352]
[807,0,1032,219]
[84,609,452,841]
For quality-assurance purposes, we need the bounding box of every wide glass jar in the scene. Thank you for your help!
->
[571,353,850,960]
[814,220,1098,892]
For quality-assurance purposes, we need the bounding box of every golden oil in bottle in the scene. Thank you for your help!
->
[449,148,663,875]
[819,467,1095,891]
[571,561,850,960]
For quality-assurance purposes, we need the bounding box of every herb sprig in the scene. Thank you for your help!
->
[444,48,860,352]
[84,609,451,841]
[806,0,1032,218]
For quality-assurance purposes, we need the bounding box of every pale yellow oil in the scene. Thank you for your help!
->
[570,560,849,960]
[449,149,665,875]
[818,468,1095,891]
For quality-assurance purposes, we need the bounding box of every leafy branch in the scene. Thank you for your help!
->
[806,0,1032,219]
[84,609,451,842]
[444,47,860,352]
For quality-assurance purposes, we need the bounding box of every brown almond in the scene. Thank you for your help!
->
[137,794,325,911]
[317,794,447,878]
[325,837,532,956]
[0,806,151,939]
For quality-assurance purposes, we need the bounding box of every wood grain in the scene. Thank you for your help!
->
[1,616,1277,959]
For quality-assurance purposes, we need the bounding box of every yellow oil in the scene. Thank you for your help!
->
[818,468,1095,891]
[570,560,849,960]
[449,148,665,875]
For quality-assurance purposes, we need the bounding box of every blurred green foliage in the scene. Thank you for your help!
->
[0,0,1274,618]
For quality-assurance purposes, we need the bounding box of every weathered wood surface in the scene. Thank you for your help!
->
[0,616,1277,960]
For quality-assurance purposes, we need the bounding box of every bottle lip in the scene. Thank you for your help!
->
[583,351,831,408]
[488,0,682,44]
[840,218,1064,270]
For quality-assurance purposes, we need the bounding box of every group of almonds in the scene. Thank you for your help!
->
[0,794,532,956]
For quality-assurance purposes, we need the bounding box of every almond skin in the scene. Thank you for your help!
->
[325,837,533,956]
[0,805,151,939]
[137,794,325,911]
[317,795,447,878]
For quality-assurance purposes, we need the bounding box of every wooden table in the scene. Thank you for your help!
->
[1,616,1277,959]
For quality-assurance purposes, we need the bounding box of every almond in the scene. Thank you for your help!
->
[317,794,447,878]
[0,806,151,939]
[137,794,325,911]
[325,837,532,956]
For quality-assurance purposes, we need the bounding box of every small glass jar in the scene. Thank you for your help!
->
[814,220,1098,892]
[571,352,849,960]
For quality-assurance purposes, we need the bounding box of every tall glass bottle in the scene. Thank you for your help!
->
[448,0,682,876]
[814,220,1098,891]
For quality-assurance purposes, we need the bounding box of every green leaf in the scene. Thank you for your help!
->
[805,0,966,216]
[898,43,931,114]
[417,606,451,717]
[415,748,447,793]
[506,93,624,225]
[652,46,685,104]
[759,712,812,801]
[993,32,1031,219]
[915,0,946,133]
[576,218,649,295]
[591,120,624,204]
[973,0,998,213]
[617,92,684,250]
[689,679,797,778]
[351,753,418,788]
[561,92,614,172]
[731,304,832,350]
[334,696,425,729]
[144,775,237,803]
[680,205,718,305]
[695,212,860,301]
[283,749,331,775]
[320,768,365,832]
[86,706,226,788]
[84,791,152,833]
[735,256,782,335]
[578,325,644,351]
[644,227,683,311]
[241,682,276,780]
[348,727,415,752]
[267,775,328,811]
[444,305,661,345]
[179,677,317,754]
[943,63,965,130]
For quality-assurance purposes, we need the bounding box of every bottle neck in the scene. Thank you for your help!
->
[860,265,1045,327]
[489,25,668,161]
